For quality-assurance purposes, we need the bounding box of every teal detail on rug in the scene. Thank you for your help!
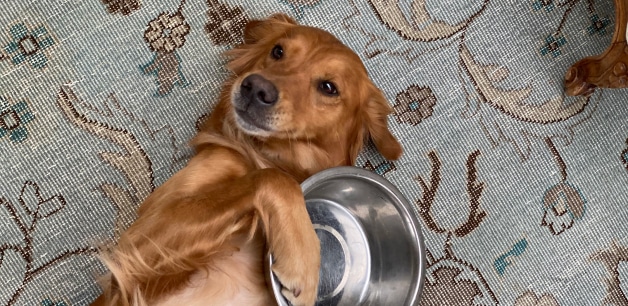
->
[542,182,587,220]
[541,181,587,236]
[494,238,528,276]
[4,22,55,69]
[540,34,567,58]
[41,298,68,306]
[587,14,611,36]
[532,0,554,12]
[373,161,394,176]
[140,51,189,97]
[281,0,324,19]
[0,97,35,143]
[364,160,396,176]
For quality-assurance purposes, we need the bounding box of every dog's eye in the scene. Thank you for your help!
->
[318,81,338,96]
[271,45,283,59]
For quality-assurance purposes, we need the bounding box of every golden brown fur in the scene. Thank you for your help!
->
[91,13,401,306]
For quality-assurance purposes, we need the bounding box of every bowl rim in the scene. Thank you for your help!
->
[301,166,426,306]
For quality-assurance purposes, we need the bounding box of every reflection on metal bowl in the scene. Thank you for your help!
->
[269,166,425,306]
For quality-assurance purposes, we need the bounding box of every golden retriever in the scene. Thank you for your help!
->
[91,13,402,306]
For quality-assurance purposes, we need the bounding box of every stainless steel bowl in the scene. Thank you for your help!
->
[269,166,426,306]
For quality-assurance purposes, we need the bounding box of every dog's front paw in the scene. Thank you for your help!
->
[270,221,320,306]
[271,250,320,306]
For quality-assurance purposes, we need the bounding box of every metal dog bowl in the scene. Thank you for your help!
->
[269,166,425,306]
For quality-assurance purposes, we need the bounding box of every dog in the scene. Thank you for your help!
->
[91,13,402,306]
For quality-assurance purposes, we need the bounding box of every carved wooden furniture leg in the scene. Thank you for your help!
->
[564,0,628,96]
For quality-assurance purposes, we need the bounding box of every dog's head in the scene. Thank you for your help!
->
[208,14,401,179]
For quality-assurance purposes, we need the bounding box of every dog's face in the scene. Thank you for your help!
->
[216,14,401,176]
[230,23,363,140]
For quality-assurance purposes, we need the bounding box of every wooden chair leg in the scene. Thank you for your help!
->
[564,0,628,96]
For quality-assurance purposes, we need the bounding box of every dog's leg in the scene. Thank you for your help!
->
[244,168,321,306]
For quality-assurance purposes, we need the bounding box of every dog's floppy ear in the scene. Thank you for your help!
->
[362,86,403,160]
[244,13,297,44]
[227,13,297,75]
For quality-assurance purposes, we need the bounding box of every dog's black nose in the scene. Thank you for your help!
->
[240,74,278,106]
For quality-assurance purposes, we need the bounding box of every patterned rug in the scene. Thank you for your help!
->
[1,0,627,305]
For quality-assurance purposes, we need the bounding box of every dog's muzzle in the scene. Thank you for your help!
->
[233,74,279,134]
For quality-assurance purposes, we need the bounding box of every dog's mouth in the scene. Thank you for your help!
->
[233,107,274,137]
